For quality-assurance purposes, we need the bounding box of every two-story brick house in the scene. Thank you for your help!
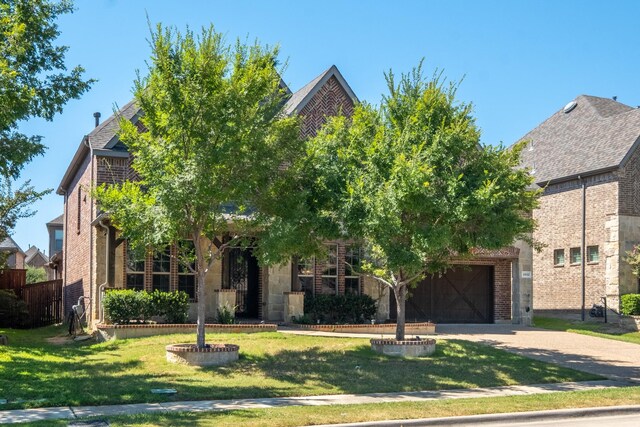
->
[517,95,640,316]
[58,65,524,326]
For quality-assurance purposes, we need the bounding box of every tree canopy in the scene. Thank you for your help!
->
[95,25,312,347]
[309,62,538,340]
[0,0,93,246]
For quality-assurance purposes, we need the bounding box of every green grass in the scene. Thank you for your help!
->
[0,325,598,410]
[17,386,640,427]
[534,316,640,345]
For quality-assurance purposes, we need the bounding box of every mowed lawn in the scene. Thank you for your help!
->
[0,326,598,410]
[534,317,640,345]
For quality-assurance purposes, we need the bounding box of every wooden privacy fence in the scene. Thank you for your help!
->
[21,279,63,327]
[0,269,26,294]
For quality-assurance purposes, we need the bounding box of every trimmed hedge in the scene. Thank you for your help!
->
[103,289,190,324]
[303,294,377,324]
[621,294,640,316]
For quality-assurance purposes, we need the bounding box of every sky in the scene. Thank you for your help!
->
[10,0,640,254]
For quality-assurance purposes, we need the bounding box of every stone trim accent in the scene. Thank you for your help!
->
[370,338,436,346]
[165,343,239,353]
[214,289,237,293]
[284,291,305,295]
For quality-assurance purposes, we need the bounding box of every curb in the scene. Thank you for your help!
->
[310,404,640,426]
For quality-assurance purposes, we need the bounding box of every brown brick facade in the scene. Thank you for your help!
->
[299,75,355,138]
[532,176,616,310]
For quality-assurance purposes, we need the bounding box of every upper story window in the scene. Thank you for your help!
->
[570,247,581,265]
[553,249,565,267]
[587,246,599,263]
[76,188,82,234]
[54,229,63,253]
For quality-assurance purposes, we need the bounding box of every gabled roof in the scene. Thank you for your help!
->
[46,214,63,227]
[57,100,141,195]
[25,246,49,264]
[518,95,640,184]
[283,65,358,116]
[0,236,24,254]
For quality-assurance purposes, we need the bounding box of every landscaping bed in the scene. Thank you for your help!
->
[96,323,277,341]
[288,321,435,335]
[0,325,599,410]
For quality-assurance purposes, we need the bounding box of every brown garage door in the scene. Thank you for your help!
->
[390,265,494,323]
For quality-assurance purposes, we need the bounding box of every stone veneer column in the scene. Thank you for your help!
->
[213,289,236,321]
[283,292,305,322]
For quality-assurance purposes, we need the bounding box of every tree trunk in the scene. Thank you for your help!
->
[394,284,406,341]
[196,268,206,348]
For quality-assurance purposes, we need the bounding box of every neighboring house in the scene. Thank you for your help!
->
[58,65,524,326]
[46,214,64,279]
[517,95,640,316]
[24,245,52,280]
[0,236,26,269]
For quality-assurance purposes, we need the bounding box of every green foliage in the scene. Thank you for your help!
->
[625,245,640,277]
[103,289,151,324]
[25,266,46,284]
[149,290,189,324]
[0,0,92,243]
[304,294,377,324]
[103,289,191,324]
[621,294,640,316]
[308,61,539,339]
[216,304,236,324]
[0,289,30,328]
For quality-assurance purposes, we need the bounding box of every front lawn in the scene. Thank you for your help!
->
[534,317,640,345]
[0,326,598,410]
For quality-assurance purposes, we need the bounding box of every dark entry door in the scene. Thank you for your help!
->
[391,265,494,323]
[224,248,260,318]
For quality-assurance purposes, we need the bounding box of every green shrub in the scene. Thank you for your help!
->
[216,304,236,324]
[304,294,377,324]
[621,294,640,316]
[0,290,30,328]
[26,266,47,284]
[104,289,191,324]
[149,290,190,323]
[103,289,151,324]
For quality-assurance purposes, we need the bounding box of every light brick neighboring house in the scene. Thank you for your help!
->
[0,236,25,269]
[517,95,640,316]
[24,246,52,280]
[58,65,524,326]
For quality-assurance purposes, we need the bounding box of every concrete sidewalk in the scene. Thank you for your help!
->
[0,380,626,424]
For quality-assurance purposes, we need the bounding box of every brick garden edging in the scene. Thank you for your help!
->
[370,337,437,357]
[290,322,436,335]
[96,323,277,341]
[165,343,239,366]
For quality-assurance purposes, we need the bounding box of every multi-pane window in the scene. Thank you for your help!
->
[553,249,565,267]
[297,257,314,297]
[152,247,171,292]
[570,247,581,265]
[345,245,361,295]
[54,229,63,253]
[321,244,338,295]
[587,246,599,263]
[177,241,196,300]
[126,245,145,291]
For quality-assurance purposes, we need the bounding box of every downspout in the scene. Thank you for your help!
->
[83,135,95,324]
[96,217,110,324]
[580,175,586,321]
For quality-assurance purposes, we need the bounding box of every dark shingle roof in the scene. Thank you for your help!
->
[0,236,24,253]
[518,95,640,184]
[46,214,63,227]
[24,246,48,264]
[87,99,140,150]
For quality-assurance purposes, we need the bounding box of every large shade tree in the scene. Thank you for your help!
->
[0,0,93,249]
[95,25,318,348]
[309,63,538,340]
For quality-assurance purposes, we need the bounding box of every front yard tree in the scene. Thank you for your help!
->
[0,0,93,243]
[309,63,538,340]
[95,25,302,349]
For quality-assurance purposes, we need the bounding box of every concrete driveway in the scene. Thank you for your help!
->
[436,324,640,383]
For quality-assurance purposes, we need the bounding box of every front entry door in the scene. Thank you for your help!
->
[224,248,259,318]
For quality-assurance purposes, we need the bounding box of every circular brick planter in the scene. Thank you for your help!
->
[370,338,436,357]
[166,343,239,366]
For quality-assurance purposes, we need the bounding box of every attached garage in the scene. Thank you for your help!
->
[389,253,517,324]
